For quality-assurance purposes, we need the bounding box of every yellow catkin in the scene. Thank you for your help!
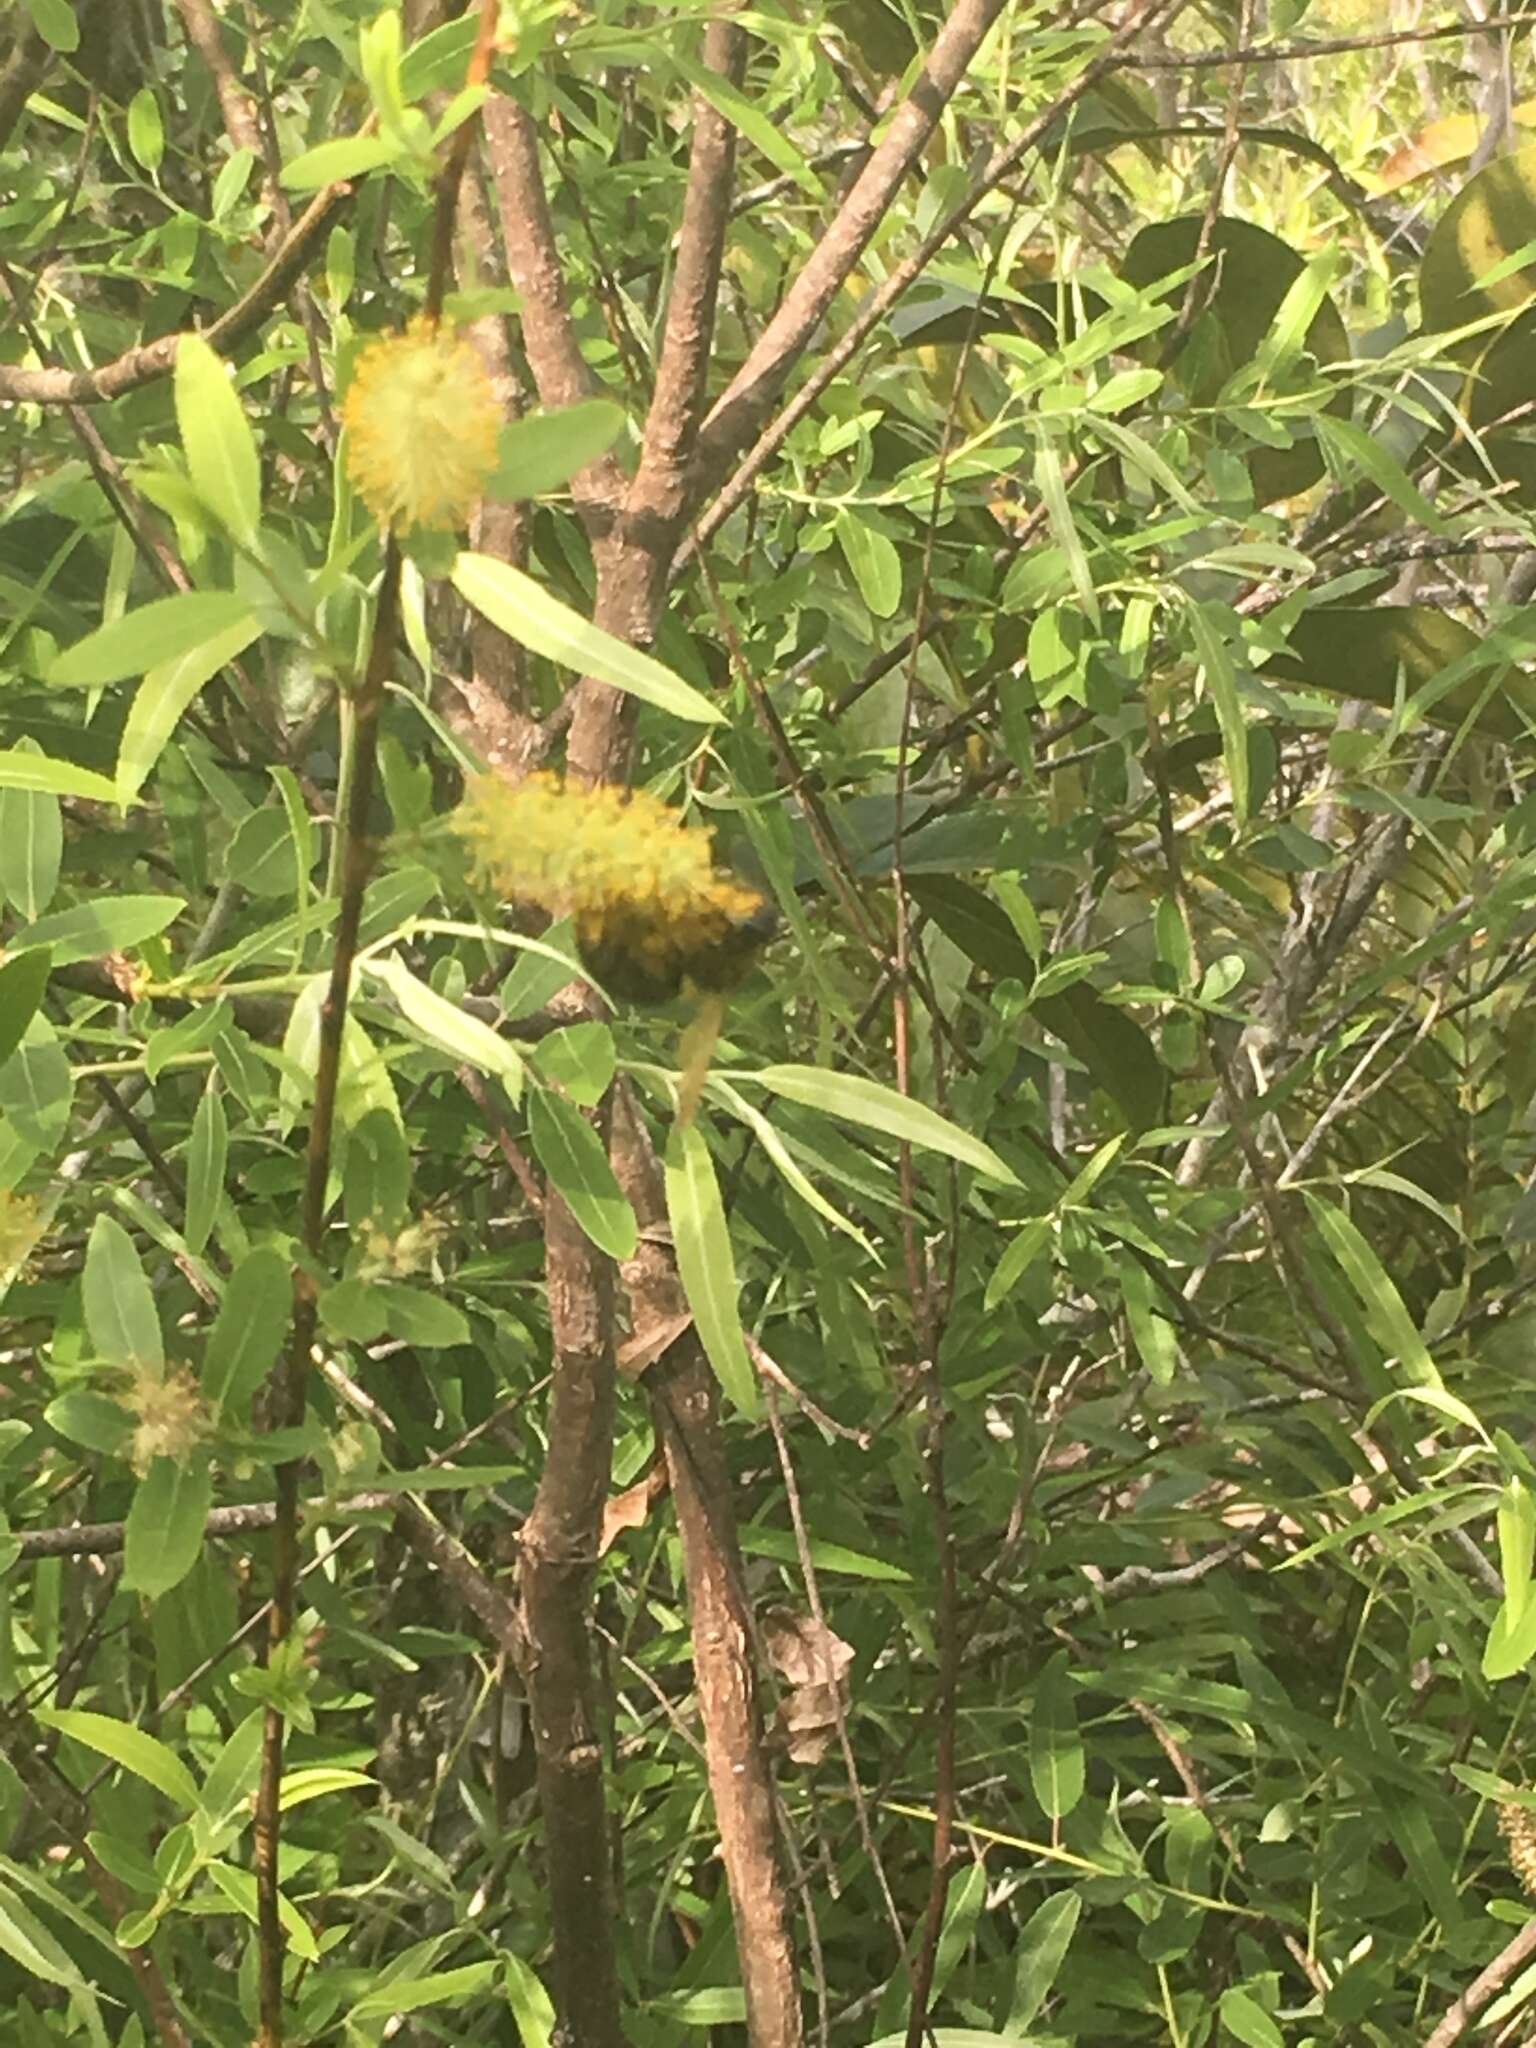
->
[343,316,501,531]
[1499,1802,1536,1897]
[454,772,771,1001]
[0,1190,44,1279]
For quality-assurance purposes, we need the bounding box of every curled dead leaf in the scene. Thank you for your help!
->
[765,1608,855,1765]
[599,1462,669,1556]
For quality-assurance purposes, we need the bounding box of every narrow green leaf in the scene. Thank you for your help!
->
[1483,1593,1536,1682]
[175,335,261,548]
[1316,415,1447,536]
[8,894,183,966]
[1305,1192,1441,1388]
[278,1766,374,1811]
[346,1962,499,2022]
[985,1216,1053,1311]
[116,613,263,802]
[50,591,254,687]
[1035,440,1098,624]
[930,1863,988,2005]
[504,1952,557,2048]
[0,742,62,920]
[280,134,401,191]
[1006,1890,1081,2033]
[0,950,51,1071]
[367,952,524,1099]
[184,1082,227,1257]
[202,1247,291,1415]
[0,1875,89,1991]
[1500,1477,1535,1622]
[122,1458,213,1600]
[751,1065,1018,1183]
[1218,1988,1284,2048]
[836,508,902,618]
[199,1711,265,1828]
[452,553,724,724]
[1188,601,1249,829]
[738,1524,912,1582]
[204,1860,319,1960]
[0,1014,72,1149]
[709,1079,876,1258]
[126,88,163,174]
[665,1122,758,1417]
[1118,1254,1179,1386]
[528,1087,637,1260]
[0,751,120,804]
[375,1283,471,1348]
[82,1215,162,1370]
[34,1707,199,1812]
[20,0,79,53]
[672,51,821,193]
[1029,1650,1084,1820]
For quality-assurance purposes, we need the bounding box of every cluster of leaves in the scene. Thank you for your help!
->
[6,2,1536,2046]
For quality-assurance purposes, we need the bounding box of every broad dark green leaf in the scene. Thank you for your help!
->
[183,1082,226,1257]
[202,1248,291,1415]
[82,1215,162,1371]
[123,1459,213,1601]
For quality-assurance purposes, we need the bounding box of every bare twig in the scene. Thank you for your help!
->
[516,1187,629,2047]
[683,0,1188,564]
[1122,10,1536,70]
[0,182,347,405]
[614,1088,804,2048]
[253,539,402,2048]
[1424,1916,1536,2048]
[173,0,261,157]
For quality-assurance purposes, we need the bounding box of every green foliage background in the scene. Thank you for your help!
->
[5,1,1536,2044]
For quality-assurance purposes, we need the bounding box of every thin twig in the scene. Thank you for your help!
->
[1424,1916,1536,2048]
[253,540,402,2048]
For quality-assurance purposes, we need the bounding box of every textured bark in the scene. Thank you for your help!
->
[614,1089,803,2048]
[518,1190,628,2048]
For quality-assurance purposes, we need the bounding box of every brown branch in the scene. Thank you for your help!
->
[561,15,750,786]
[691,0,1011,492]
[426,0,501,321]
[637,17,747,489]
[9,1740,192,2048]
[481,92,625,501]
[0,18,49,157]
[684,0,1187,564]
[517,1187,629,2048]
[173,0,261,158]
[0,181,347,405]
[13,1494,396,1562]
[455,158,540,769]
[613,1086,804,2048]
[254,539,402,2048]
[392,1495,524,1658]
[1121,10,1536,71]
[1423,1916,1536,2048]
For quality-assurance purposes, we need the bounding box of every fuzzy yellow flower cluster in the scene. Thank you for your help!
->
[343,316,501,531]
[119,1363,212,1476]
[0,1190,44,1280]
[1500,1802,1536,1897]
[455,773,773,1003]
